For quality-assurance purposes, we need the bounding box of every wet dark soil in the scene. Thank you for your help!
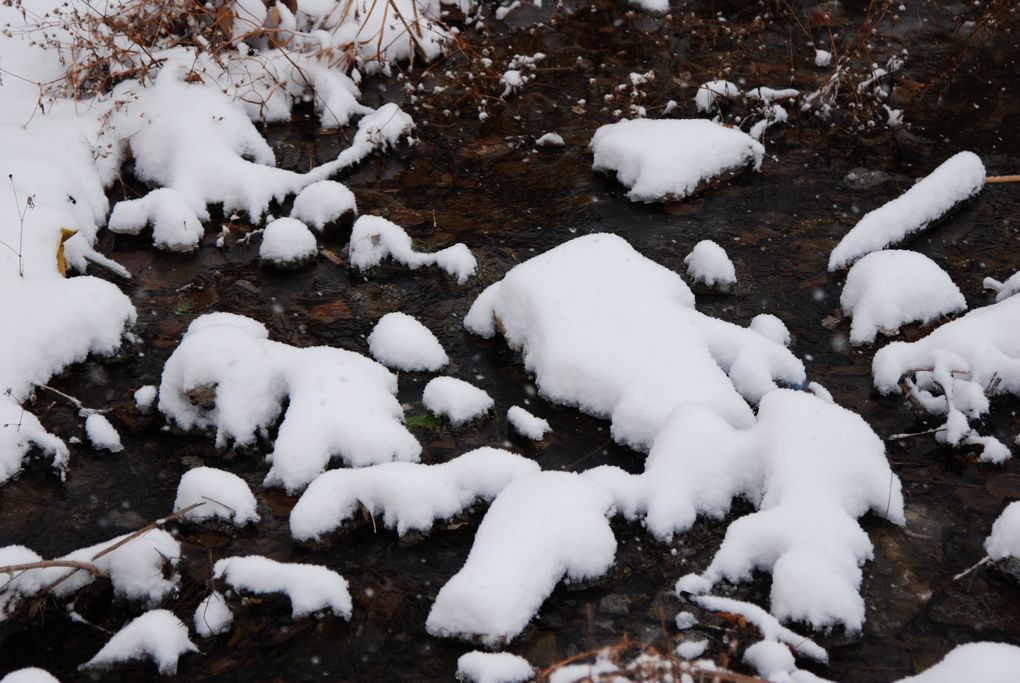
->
[2,1,1019,681]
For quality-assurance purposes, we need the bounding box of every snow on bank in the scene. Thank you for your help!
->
[684,240,737,287]
[349,215,477,283]
[893,643,1020,683]
[290,180,357,231]
[174,467,260,526]
[828,152,986,270]
[290,448,539,540]
[590,119,764,202]
[213,555,352,620]
[507,406,551,440]
[423,377,495,425]
[840,250,966,345]
[84,414,123,453]
[590,389,903,631]
[368,312,449,372]
[427,472,616,644]
[873,294,1019,463]
[456,651,534,683]
[259,217,318,268]
[159,313,420,492]
[465,234,804,450]
[81,610,196,676]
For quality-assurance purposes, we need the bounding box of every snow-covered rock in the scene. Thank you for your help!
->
[423,377,495,425]
[367,312,449,372]
[290,180,357,231]
[465,234,804,450]
[259,217,318,268]
[828,152,986,270]
[840,250,966,345]
[427,471,616,645]
[684,240,737,287]
[159,313,421,492]
[507,406,551,440]
[590,390,902,631]
[134,385,158,412]
[985,501,1020,562]
[814,49,832,67]
[174,467,260,526]
[349,215,477,283]
[290,448,539,540]
[675,640,709,660]
[744,640,796,679]
[590,119,764,202]
[214,555,352,619]
[193,590,234,638]
[694,80,740,113]
[535,132,565,147]
[872,294,1019,463]
[983,271,1020,302]
[893,643,1020,683]
[750,314,791,347]
[84,414,123,453]
[0,669,60,683]
[81,610,197,676]
[108,187,204,251]
[456,651,534,683]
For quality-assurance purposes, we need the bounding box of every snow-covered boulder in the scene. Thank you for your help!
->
[985,501,1020,562]
[107,188,204,252]
[507,406,551,440]
[81,610,197,676]
[290,180,357,231]
[84,414,123,453]
[193,590,233,638]
[427,471,616,645]
[289,448,539,540]
[465,234,804,450]
[173,467,260,526]
[590,119,764,202]
[840,250,966,345]
[134,385,157,412]
[213,555,352,620]
[0,669,60,683]
[749,313,791,347]
[259,217,318,268]
[368,312,449,372]
[159,313,421,493]
[423,377,494,425]
[684,239,737,287]
[349,215,477,284]
[456,651,534,683]
[893,642,1020,683]
[828,152,986,270]
[983,271,1020,302]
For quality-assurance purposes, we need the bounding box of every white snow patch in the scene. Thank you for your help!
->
[174,467,260,526]
[814,49,832,67]
[290,447,539,540]
[134,385,158,412]
[590,119,764,202]
[840,250,966,345]
[985,501,1020,562]
[828,152,986,270]
[159,313,421,493]
[290,180,357,231]
[194,590,234,638]
[423,377,495,425]
[81,610,196,676]
[84,414,123,453]
[213,555,352,619]
[744,640,796,679]
[893,643,1020,683]
[675,640,709,660]
[983,271,1020,302]
[427,471,616,645]
[456,651,534,683]
[507,406,551,440]
[535,132,565,147]
[694,80,740,112]
[747,87,799,102]
[349,215,477,283]
[0,669,60,683]
[684,240,737,287]
[107,188,204,252]
[368,312,449,372]
[259,217,318,267]
[750,314,791,347]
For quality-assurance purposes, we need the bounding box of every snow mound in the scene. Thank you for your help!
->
[507,406,551,440]
[872,294,1019,463]
[535,132,565,147]
[423,377,495,425]
[744,640,795,679]
[194,590,234,638]
[840,250,966,345]
[427,471,616,645]
[828,152,986,270]
[107,188,204,252]
[590,119,764,202]
[464,234,804,450]
[81,610,197,676]
[368,312,449,372]
[694,80,740,112]
[456,651,534,683]
[595,390,904,631]
[674,640,709,660]
[159,313,421,493]
[750,314,791,347]
[983,271,1020,302]
[985,501,1020,561]
[260,217,318,268]
[290,180,357,231]
[349,215,477,284]
[213,555,352,619]
[893,643,1020,683]
[84,414,123,453]
[134,385,157,412]
[684,240,737,287]
[174,467,260,526]
[290,448,539,540]
[0,669,60,683]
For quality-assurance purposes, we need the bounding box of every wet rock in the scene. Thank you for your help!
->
[992,557,1020,584]
[186,383,217,410]
[598,594,631,615]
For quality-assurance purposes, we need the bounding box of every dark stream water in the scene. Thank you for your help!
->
[1,1,1019,681]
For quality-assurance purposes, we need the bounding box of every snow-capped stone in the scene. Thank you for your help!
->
[349,215,477,284]
[893,643,1020,683]
[684,240,737,287]
[108,188,204,251]
[134,385,158,412]
[289,180,357,231]
[675,640,709,660]
[744,640,796,679]
[213,555,352,619]
[985,501,1020,562]
[507,406,551,440]
[423,377,494,425]
[193,591,234,638]
[367,312,448,372]
[983,271,1020,302]
[84,414,123,453]
[535,132,565,147]
[0,669,60,683]
[174,467,260,526]
[840,250,966,345]
[259,217,318,268]
[81,610,197,676]
[749,314,791,347]
[814,49,832,67]
[456,651,534,683]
